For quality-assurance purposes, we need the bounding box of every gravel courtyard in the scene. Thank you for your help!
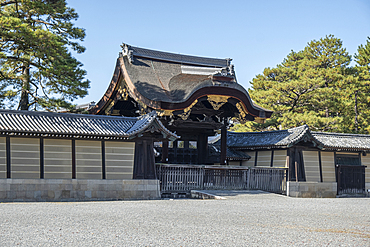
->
[0,191,369,246]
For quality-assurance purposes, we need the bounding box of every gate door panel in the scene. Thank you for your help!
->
[336,165,366,195]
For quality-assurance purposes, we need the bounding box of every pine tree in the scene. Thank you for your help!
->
[233,35,352,132]
[342,37,370,133]
[0,0,90,111]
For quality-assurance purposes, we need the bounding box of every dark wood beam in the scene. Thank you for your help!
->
[220,123,227,165]
[72,140,76,179]
[197,134,208,164]
[161,141,169,163]
[133,138,156,179]
[102,141,106,179]
[40,138,44,179]
[6,136,10,178]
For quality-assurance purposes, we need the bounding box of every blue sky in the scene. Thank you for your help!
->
[66,0,370,105]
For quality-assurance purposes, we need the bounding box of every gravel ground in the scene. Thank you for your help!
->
[0,190,369,246]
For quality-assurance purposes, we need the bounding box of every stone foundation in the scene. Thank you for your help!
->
[0,179,160,202]
[366,183,370,197]
[287,182,337,198]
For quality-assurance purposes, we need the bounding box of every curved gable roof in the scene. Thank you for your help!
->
[90,44,272,119]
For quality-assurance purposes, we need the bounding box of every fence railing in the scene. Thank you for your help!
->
[156,164,287,194]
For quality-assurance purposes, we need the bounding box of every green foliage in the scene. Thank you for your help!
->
[0,0,90,111]
[232,35,370,134]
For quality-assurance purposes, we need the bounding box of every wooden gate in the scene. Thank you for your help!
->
[156,164,287,194]
[336,165,366,195]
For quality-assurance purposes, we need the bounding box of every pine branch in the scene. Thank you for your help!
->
[0,1,17,7]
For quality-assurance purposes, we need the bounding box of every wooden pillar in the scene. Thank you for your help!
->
[197,134,208,164]
[72,139,76,179]
[101,141,106,179]
[40,138,44,179]
[220,124,227,165]
[161,141,169,163]
[6,136,10,179]
[133,138,156,179]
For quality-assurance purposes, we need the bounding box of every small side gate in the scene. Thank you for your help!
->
[336,165,366,195]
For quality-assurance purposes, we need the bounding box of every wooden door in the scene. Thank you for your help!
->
[336,165,366,195]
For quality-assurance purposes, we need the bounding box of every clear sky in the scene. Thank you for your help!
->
[66,0,370,105]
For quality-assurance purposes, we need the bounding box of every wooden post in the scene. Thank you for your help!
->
[133,138,156,179]
[294,145,298,182]
[40,138,44,179]
[220,123,227,165]
[6,136,10,179]
[101,141,106,179]
[286,155,290,181]
[295,161,298,182]
[72,139,76,179]
[197,134,208,164]
[161,141,169,163]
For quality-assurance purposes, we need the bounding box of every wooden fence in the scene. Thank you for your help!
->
[156,164,287,194]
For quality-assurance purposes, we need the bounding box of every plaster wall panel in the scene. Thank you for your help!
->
[11,138,40,179]
[273,150,287,168]
[105,141,134,179]
[0,137,6,178]
[361,155,370,183]
[76,140,102,179]
[302,151,321,182]
[321,152,336,182]
[256,151,272,167]
[44,139,72,179]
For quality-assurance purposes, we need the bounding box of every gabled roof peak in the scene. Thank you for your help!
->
[226,124,320,149]
[121,43,231,68]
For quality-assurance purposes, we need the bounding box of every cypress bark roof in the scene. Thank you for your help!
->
[0,110,178,140]
[90,44,272,119]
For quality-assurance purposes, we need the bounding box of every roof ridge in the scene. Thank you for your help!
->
[121,43,230,68]
[312,131,370,138]
[0,109,179,140]
[0,109,139,121]
[228,125,308,135]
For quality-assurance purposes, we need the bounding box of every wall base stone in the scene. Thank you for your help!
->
[287,182,337,198]
[0,179,160,202]
[366,183,370,197]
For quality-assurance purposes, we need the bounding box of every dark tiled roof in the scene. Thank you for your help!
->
[225,125,370,151]
[127,44,229,67]
[223,125,320,149]
[227,148,251,160]
[0,110,178,140]
[209,144,251,160]
[313,132,370,151]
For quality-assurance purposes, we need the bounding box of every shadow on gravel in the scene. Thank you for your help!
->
[197,190,274,197]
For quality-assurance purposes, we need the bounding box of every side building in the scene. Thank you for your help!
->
[221,125,370,197]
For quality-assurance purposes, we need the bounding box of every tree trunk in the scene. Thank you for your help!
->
[19,63,30,110]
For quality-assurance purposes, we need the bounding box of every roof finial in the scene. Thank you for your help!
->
[121,43,134,63]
